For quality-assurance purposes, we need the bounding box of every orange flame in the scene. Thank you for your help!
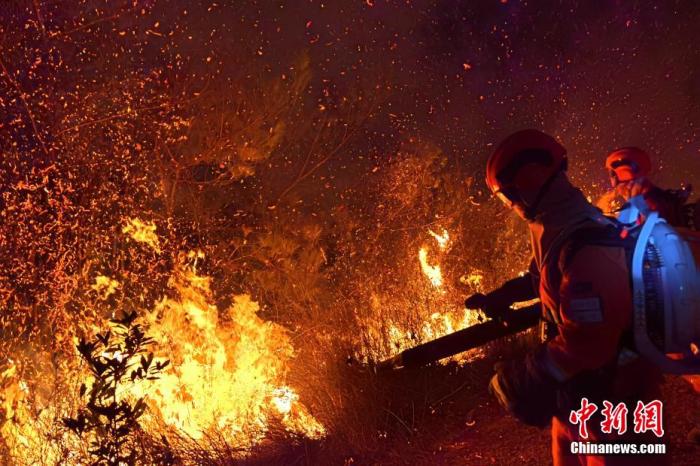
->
[137,255,324,447]
[427,228,450,250]
[91,275,120,300]
[122,217,161,253]
[377,230,484,365]
[2,236,325,462]
[418,247,443,288]
[1,363,84,465]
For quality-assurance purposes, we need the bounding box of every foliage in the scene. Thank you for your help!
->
[63,311,169,466]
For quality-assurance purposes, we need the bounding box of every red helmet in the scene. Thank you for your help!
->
[486,129,567,214]
[605,147,652,186]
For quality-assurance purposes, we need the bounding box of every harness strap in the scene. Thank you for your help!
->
[543,221,639,358]
[539,219,621,324]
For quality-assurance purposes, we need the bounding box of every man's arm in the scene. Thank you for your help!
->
[543,245,631,380]
[489,246,632,425]
[465,260,538,318]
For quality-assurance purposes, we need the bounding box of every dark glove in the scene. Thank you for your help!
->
[488,346,558,428]
[464,293,488,310]
[464,292,511,319]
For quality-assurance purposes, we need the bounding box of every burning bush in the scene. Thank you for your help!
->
[63,311,169,466]
[138,252,325,448]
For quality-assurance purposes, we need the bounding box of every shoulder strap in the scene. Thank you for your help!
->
[557,222,634,273]
[542,220,629,293]
[552,222,638,352]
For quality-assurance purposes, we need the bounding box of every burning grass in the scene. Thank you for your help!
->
[0,116,541,464]
[0,3,558,464]
[138,254,325,447]
[2,236,329,464]
[1,189,530,465]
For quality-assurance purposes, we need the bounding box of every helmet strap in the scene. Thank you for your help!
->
[522,159,567,221]
[610,170,620,187]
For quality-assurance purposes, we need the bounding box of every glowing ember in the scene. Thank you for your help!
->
[122,218,161,253]
[418,247,443,288]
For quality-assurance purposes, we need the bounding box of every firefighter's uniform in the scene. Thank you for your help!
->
[542,239,665,465]
[485,131,669,466]
[602,147,700,447]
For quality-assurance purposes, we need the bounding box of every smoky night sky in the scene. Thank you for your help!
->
[236,0,692,202]
[4,1,700,191]
[238,0,700,191]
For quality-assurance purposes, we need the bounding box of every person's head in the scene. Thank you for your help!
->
[605,147,652,188]
[486,129,568,221]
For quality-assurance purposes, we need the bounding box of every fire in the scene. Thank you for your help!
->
[461,270,484,291]
[428,228,450,250]
[1,363,84,466]
[122,217,161,253]
[373,229,485,365]
[91,275,120,300]
[383,306,483,366]
[418,247,443,288]
[271,386,297,414]
[419,227,452,288]
[2,224,325,464]
[137,255,325,448]
[270,386,325,438]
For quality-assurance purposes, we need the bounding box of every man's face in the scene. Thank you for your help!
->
[494,186,540,221]
[613,178,648,201]
[608,158,642,188]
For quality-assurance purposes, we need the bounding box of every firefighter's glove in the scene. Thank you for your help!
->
[488,346,558,428]
[464,293,488,310]
[464,292,510,319]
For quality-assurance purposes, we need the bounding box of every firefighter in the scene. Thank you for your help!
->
[603,146,700,445]
[601,146,698,230]
[481,129,666,466]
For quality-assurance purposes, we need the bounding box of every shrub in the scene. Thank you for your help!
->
[63,311,169,466]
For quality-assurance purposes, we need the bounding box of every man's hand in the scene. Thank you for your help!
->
[465,292,510,319]
[466,274,536,318]
[488,347,558,428]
